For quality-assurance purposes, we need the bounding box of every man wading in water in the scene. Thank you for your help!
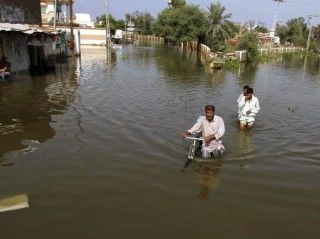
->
[182,105,225,159]
[238,87,260,129]
[237,85,250,105]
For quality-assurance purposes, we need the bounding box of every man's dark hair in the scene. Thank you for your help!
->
[243,85,250,90]
[247,88,253,94]
[205,105,215,112]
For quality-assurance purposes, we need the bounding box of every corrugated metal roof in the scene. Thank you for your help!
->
[0,23,59,35]
[0,23,31,32]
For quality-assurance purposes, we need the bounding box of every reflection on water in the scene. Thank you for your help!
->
[0,60,79,164]
[236,130,254,169]
[183,159,222,200]
[0,45,320,239]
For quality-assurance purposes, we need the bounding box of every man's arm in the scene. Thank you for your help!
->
[251,98,260,114]
[237,94,243,104]
[182,119,202,137]
[215,117,225,140]
[238,97,246,112]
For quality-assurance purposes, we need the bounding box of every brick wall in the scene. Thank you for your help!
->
[0,0,41,25]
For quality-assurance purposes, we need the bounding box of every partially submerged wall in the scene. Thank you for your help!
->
[0,33,30,72]
[0,0,41,25]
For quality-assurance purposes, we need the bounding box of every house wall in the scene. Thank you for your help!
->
[0,0,41,25]
[0,32,30,72]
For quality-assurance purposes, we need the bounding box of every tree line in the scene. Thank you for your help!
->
[96,0,320,58]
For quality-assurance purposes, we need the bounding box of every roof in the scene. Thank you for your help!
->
[0,23,59,35]
[0,23,31,32]
[40,0,72,3]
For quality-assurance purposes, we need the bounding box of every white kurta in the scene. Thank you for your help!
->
[238,95,260,123]
[187,115,225,153]
[237,93,245,115]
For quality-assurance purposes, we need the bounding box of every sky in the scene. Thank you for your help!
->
[74,0,320,28]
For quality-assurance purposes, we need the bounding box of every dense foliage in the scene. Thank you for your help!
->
[237,30,259,62]
[204,2,235,51]
[96,1,320,54]
[153,5,207,44]
[276,17,308,46]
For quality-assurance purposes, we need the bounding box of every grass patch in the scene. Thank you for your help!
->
[223,59,240,70]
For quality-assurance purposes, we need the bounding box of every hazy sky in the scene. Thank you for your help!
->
[74,0,320,28]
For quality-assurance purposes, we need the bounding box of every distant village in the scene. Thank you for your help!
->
[0,0,311,77]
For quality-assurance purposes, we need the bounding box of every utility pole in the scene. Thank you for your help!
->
[68,0,74,56]
[105,0,112,61]
[306,15,319,52]
[271,0,283,36]
[54,0,58,30]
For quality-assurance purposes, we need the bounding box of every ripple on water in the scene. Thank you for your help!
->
[1,47,320,238]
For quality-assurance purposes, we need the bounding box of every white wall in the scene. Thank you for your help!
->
[58,27,107,45]
[75,13,91,26]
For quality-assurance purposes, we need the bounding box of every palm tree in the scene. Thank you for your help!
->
[312,25,320,43]
[206,2,234,50]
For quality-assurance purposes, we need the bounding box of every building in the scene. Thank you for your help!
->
[40,0,71,26]
[0,0,69,73]
[126,20,135,32]
[228,32,281,48]
[0,0,42,25]
[74,13,94,28]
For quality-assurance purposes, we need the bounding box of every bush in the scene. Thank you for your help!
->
[223,59,240,70]
[237,31,259,62]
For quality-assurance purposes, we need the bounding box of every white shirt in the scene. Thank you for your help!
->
[238,95,260,122]
[237,93,245,115]
[187,115,225,152]
[237,93,244,104]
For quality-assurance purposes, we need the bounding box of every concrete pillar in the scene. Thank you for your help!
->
[66,4,69,24]
[75,30,81,56]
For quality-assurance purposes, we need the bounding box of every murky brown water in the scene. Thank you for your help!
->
[0,45,320,239]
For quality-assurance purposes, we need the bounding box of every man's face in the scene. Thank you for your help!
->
[205,110,214,121]
[246,93,253,100]
[243,88,248,95]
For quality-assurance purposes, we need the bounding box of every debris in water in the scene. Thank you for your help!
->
[121,53,129,60]
[30,140,41,144]
[0,194,29,213]
[288,107,295,113]
[12,119,21,123]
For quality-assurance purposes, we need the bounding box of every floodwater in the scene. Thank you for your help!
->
[0,45,319,239]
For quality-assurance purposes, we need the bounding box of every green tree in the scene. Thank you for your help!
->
[276,17,309,46]
[237,30,259,62]
[287,17,308,46]
[255,21,268,33]
[153,5,207,44]
[205,2,235,51]
[96,14,125,34]
[276,24,289,44]
[255,25,268,33]
[125,11,155,34]
[171,0,186,8]
[312,24,320,43]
